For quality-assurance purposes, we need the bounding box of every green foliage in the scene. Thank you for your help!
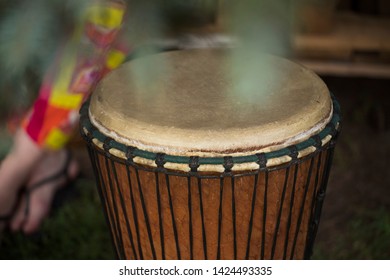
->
[0,0,65,81]
[0,0,87,113]
[313,207,390,260]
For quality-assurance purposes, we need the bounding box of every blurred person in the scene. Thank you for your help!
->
[0,0,290,236]
[0,0,131,234]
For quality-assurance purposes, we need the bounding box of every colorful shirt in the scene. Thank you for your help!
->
[23,0,130,149]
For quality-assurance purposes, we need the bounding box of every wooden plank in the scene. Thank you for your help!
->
[296,58,390,79]
[293,12,390,60]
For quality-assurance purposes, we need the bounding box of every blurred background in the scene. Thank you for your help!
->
[0,0,389,259]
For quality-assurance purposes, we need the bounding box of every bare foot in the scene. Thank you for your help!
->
[0,130,43,232]
[10,149,79,234]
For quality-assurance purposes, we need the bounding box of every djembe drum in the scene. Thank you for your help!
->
[80,49,340,260]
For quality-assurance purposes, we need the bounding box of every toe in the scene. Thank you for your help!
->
[9,149,79,234]
[10,189,52,234]
[22,198,50,234]
[10,196,28,232]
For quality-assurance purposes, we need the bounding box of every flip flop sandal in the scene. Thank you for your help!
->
[0,150,80,236]
[19,150,79,230]
[0,153,25,228]
[0,188,24,226]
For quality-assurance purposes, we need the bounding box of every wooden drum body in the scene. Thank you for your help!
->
[80,49,340,260]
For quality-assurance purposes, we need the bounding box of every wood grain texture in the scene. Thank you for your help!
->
[92,148,329,260]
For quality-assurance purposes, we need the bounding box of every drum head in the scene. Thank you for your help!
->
[89,49,332,157]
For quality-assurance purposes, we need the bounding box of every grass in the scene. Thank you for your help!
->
[313,207,390,260]
[0,179,116,260]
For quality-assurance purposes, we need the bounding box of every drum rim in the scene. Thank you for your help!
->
[80,94,341,172]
